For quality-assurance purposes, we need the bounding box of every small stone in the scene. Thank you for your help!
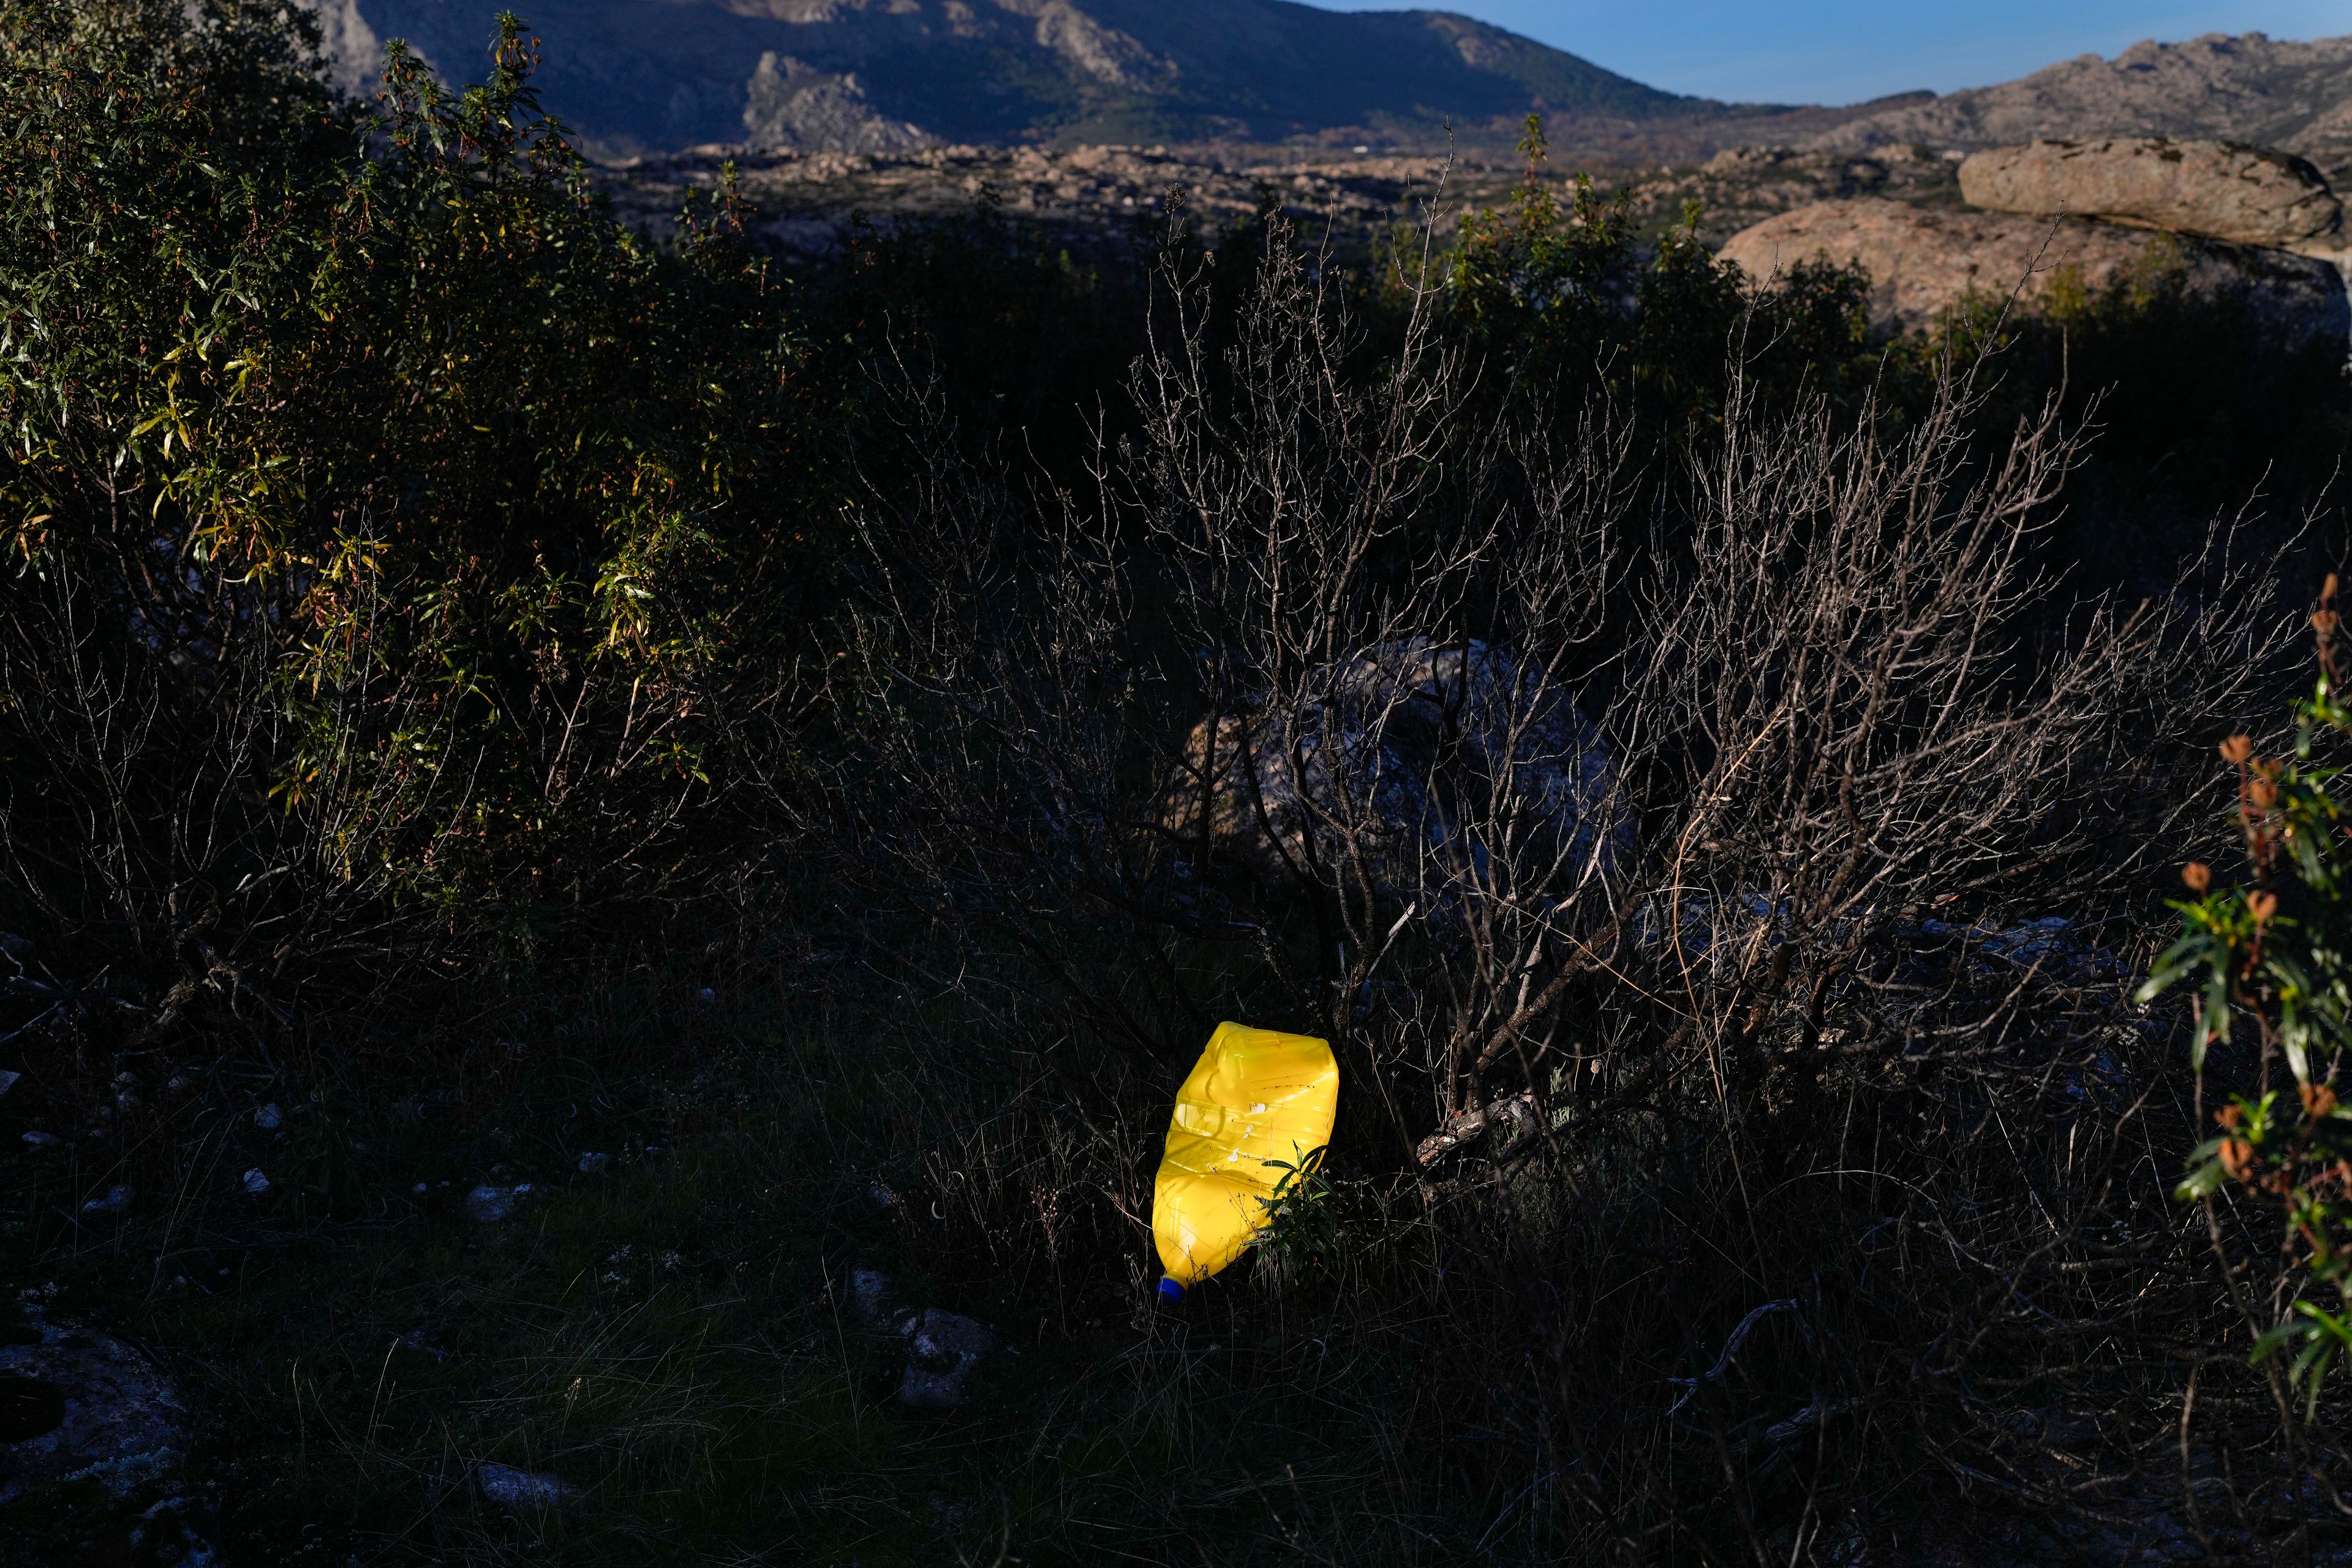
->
[473,1461,577,1508]
[463,1185,516,1224]
[165,1072,194,1091]
[253,1104,282,1131]
[697,987,715,1002]
[240,1170,270,1196]
[81,1185,133,1219]
[396,1327,446,1361]
[866,1178,898,1211]
[848,1269,897,1329]
[21,1131,61,1149]
[412,1182,428,1195]
[576,1152,609,1174]
[897,1309,998,1411]
[0,1070,19,1097]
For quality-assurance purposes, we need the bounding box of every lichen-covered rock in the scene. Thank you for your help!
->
[1719,197,2350,352]
[0,1308,190,1504]
[1958,137,2341,247]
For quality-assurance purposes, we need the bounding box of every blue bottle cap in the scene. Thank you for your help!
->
[1155,1275,1186,1305]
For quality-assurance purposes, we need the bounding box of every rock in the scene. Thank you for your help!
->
[0,1069,18,1096]
[239,1170,270,1196]
[0,1309,190,1504]
[21,1131,59,1149]
[897,1309,997,1411]
[847,1268,901,1330]
[463,1185,520,1224]
[576,1151,609,1175]
[252,1102,282,1131]
[1719,198,2351,352]
[1959,138,2342,248]
[395,1326,447,1362]
[840,1273,999,1408]
[741,53,930,155]
[1164,638,1626,884]
[80,1185,134,1219]
[473,1461,578,1508]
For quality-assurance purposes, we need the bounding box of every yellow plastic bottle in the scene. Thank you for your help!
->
[1152,1022,1340,1302]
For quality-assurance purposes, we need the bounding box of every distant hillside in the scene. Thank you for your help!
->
[302,6,2352,178]
[1807,31,2352,176]
[307,0,1735,156]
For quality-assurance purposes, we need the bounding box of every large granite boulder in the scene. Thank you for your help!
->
[1719,198,2349,351]
[1958,138,2342,249]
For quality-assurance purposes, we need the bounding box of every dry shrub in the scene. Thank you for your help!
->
[832,214,2331,1556]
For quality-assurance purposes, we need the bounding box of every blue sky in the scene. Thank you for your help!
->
[1302,1,2352,105]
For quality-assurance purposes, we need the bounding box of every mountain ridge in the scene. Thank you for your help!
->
[312,0,1740,155]
[304,4,2352,181]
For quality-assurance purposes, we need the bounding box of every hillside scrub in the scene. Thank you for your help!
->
[4,5,2352,1564]
[0,0,826,1034]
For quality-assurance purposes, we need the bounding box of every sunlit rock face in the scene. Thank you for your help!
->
[1721,196,2351,353]
[1959,137,2342,248]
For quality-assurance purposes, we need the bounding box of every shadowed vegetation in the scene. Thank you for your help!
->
[4,3,2352,1564]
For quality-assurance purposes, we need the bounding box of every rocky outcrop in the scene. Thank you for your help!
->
[298,0,385,96]
[742,53,930,154]
[994,0,1175,91]
[1959,138,2342,247]
[1719,198,2350,350]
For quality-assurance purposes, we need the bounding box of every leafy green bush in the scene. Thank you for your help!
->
[1442,115,1881,429]
[2143,580,2352,1422]
[0,0,826,1028]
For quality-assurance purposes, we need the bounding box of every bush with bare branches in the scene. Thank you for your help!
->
[832,214,2334,1555]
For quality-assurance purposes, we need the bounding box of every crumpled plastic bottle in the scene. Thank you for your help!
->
[1152,1022,1338,1302]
